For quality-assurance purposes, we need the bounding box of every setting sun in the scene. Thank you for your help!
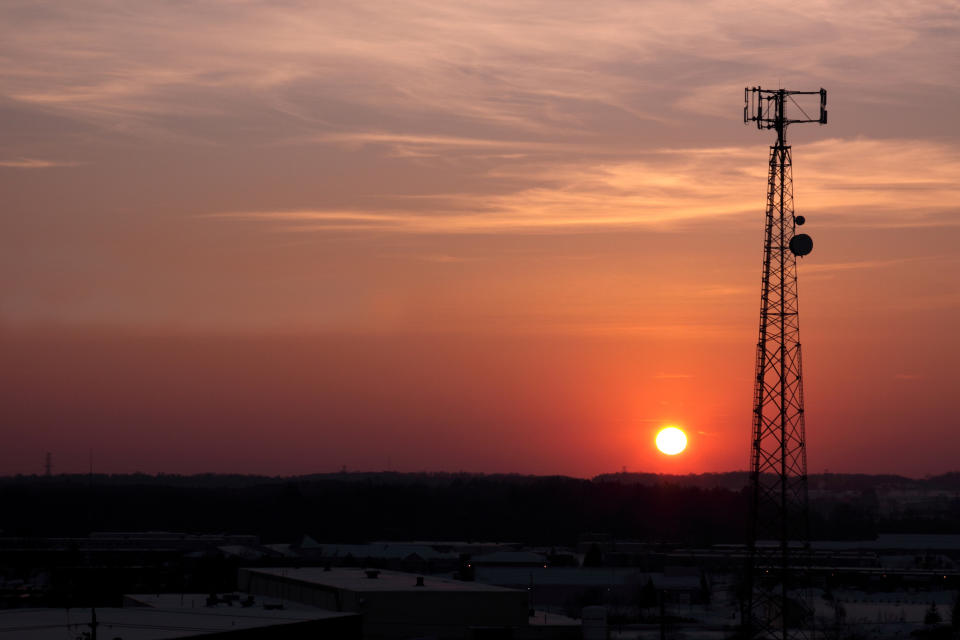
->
[655,427,688,455]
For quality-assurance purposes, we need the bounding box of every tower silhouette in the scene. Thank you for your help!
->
[743,87,827,640]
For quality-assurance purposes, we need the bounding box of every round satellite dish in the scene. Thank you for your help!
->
[795,215,806,226]
[790,233,813,257]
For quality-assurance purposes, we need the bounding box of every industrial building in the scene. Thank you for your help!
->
[239,567,529,639]
[475,566,704,607]
[0,598,360,639]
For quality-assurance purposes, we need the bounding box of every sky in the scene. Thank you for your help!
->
[1,0,958,477]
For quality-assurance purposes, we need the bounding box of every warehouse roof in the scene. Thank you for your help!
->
[0,604,354,640]
[246,567,518,592]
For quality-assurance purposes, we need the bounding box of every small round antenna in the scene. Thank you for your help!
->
[795,215,806,226]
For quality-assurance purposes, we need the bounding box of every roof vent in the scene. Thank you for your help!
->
[415,576,425,587]
[365,570,380,579]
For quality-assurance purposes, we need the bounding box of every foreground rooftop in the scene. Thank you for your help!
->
[245,566,516,592]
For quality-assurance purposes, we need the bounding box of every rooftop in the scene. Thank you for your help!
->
[0,604,353,640]
[474,567,701,589]
[472,550,547,565]
[813,534,960,551]
[125,592,320,612]
[246,567,518,593]
[297,540,457,561]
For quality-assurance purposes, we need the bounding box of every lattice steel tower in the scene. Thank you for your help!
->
[743,86,827,640]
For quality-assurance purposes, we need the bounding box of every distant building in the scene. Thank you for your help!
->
[239,567,528,639]
[471,550,548,567]
[296,538,460,572]
[474,566,704,608]
[0,599,360,639]
[89,531,262,549]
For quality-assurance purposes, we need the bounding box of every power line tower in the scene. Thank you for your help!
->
[742,86,827,640]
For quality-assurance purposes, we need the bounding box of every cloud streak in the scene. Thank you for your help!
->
[1,0,956,145]
[211,138,960,234]
[0,158,80,169]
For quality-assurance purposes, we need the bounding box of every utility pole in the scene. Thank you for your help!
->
[743,86,827,640]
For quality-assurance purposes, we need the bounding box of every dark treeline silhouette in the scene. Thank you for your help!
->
[596,470,960,492]
[1,474,746,545]
[4,471,959,544]
[6,469,956,491]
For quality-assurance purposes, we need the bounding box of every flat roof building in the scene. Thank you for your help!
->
[0,601,360,639]
[239,567,528,639]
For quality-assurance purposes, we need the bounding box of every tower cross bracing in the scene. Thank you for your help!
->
[743,86,826,640]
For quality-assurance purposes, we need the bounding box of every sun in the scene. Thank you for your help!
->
[655,426,688,455]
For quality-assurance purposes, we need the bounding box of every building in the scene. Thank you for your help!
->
[471,551,548,567]
[0,599,360,639]
[239,567,528,639]
[296,538,460,572]
[473,566,704,610]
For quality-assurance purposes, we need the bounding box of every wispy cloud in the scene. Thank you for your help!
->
[802,257,928,274]
[210,138,960,234]
[1,0,955,144]
[307,132,582,159]
[0,158,80,169]
[795,139,960,224]
[699,286,751,297]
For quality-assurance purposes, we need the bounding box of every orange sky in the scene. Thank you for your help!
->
[1,1,958,476]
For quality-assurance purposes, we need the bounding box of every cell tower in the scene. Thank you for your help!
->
[743,86,827,640]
